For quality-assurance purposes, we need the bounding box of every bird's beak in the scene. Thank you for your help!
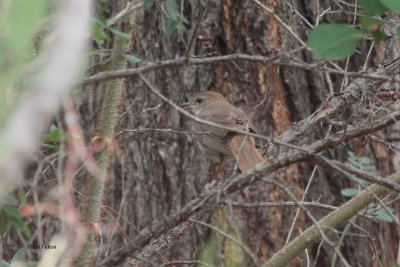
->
[181,101,194,110]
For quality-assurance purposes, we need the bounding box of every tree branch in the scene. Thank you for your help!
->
[264,171,400,267]
[98,106,400,266]
[81,54,400,86]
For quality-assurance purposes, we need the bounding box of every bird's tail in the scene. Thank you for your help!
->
[229,135,264,172]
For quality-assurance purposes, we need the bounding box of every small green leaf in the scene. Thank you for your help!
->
[2,205,21,219]
[360,156,372,164]
[379,0,400,12]
[309,24,362,60]
[3,195,18,206]
[109,27,129,41]
[41,129,60,144]
[92,25,108,44]
[1,205,30,238]
[92,17,108,28]
[91,17,110,45]
[375,207,394,222]
[41,126,66,151]
[341,188,359,197]
[397,26,400,36]
[359,0,388,16]
[125,55,142,64]
[372,31,387,42]
[347,157,360,168]
[13,217,30,238]
[347,151,356,158]
[166,18,179,36]
[0,213,12,233]
[166,0,178,20]
[360,16,383,32]
[11,248,25,263]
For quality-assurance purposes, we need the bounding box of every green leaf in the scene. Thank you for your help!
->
[347,157,360,168]
[375,207,394,222]
[91,17,110,45]
[166,0,178,20]
[309,24,362,60]
[92,17,108,28]
[143,0,156,11]
[360,156,372,164]
[125,55,142,64]
[359,0,388,16]
[3,195,18,206]
[372,31,387,42]
[341,188,359,197]
[11,248,25,263]
[0,213,12,233]
[1,260,10,267]
[166,18,179,36]
[41,128,60,144]
[379,0,400,12]
[2,205,21,220]
[347,151,355,158]
[41,125,66,151]
[360,16,383,32]
[1,205,30,238]
[397,26,400,36]
[92,25,108,44]
[109,27,129,41]
[13,217,30,238]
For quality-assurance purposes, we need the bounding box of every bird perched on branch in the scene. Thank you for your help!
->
[182,91,264,172]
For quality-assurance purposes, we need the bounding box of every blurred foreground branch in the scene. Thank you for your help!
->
[0,0,91,202]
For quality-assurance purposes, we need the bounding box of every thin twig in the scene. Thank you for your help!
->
[285,166,318,244]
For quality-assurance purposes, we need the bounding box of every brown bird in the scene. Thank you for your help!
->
[183,91,264,172]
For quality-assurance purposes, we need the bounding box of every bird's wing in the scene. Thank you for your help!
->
[192,118,231,155]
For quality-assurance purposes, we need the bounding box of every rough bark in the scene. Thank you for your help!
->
[75,1,397,266]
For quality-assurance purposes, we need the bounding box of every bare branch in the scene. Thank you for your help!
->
[99,107,400,266]
[80,54,400,86]
[264,171,400,267]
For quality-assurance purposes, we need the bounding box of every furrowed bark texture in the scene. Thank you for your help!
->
[76,1,398,266]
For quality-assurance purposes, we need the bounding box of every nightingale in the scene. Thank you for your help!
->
[183,91,264,172]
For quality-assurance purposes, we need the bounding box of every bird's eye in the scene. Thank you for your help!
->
[196,97,204,104]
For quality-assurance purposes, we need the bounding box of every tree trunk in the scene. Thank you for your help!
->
[77,0,397,266]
